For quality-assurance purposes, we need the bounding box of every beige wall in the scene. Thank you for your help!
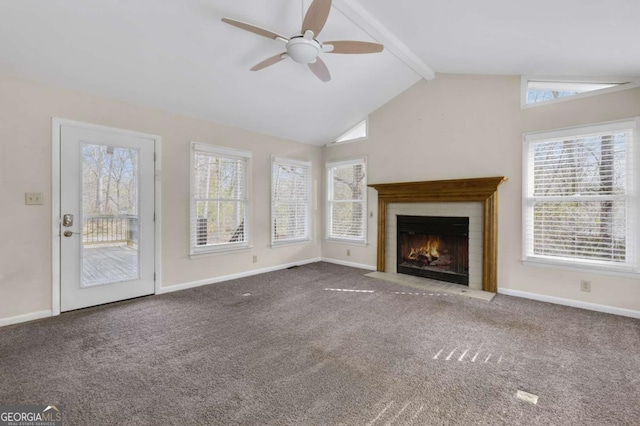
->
[2,72,639,322]
[0,75,322,320]
[323,74,640,312]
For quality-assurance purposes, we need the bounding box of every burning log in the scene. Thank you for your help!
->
[405,237,444,265]
[407,248,419,260]
[431,254,452,266]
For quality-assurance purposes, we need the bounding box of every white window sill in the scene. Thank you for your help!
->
[325,237,367,247]
[521,257,640,279]
[271,239,313,248]
[190,244,252,259]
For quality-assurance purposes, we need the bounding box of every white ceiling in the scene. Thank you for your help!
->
[0,1,638,145]
[364,0,640,77]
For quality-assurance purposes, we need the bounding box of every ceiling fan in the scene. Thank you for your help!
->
[221,0,384,82]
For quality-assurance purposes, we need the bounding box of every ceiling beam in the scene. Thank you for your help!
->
[332,0,435,80]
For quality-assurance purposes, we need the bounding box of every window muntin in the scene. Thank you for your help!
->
[523,120,638,272]
[191,143,251,255]
[271,157,312,245]
[326,159,367,243]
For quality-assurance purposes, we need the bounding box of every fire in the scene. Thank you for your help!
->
[407,237,440,262]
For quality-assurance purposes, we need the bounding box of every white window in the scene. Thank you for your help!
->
[271,156,312,245]
[326,158,367,244]
[190,142,251,255]
[332,119,368,145]
[521,76,637,107]
[523,119,639,274]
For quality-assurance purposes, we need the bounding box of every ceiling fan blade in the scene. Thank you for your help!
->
[302,0,332,38]
[324,41,384,54]
[250,53,287,71]
[308,57,331,82]
[222,18,287,41]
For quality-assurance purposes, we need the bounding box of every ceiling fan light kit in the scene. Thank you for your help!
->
[222,0,384,82]
[287,35,321,64]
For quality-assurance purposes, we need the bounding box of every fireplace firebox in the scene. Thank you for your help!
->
[397,215,469,285]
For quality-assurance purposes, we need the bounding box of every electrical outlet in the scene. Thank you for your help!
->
[25,192,43,205]
[252,255,258,264]
[346,249,351,256]
[580,280,591,292]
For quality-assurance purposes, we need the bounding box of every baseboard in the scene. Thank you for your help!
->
[321,257,376,271]
[159,257,323,294]
[498,288,640,319]
[0,310,52,328]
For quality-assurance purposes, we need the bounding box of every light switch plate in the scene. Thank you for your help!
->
[25,192,43,205]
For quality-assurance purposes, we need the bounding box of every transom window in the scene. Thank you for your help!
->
[190,143,251,255]
[522,119,639,273]
[333,119,368,144]
[521,77,637,107]
[271,156,312,245]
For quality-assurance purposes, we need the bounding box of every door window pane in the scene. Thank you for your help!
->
[81,143,140,287]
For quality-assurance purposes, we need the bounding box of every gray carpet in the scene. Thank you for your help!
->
[1,262,639,425]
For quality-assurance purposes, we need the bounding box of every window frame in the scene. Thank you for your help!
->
[521,76,639,109]
[190,142,252,256]
[522,118,640,276]
[270,156,313,247]
[326,158,368,245]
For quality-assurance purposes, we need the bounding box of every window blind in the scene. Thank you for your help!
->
[191,143,251,254]
[523,120,637,271]
[271,157,312,245]
[326,159,367,243]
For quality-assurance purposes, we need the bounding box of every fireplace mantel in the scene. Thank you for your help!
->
[369,177,507,293]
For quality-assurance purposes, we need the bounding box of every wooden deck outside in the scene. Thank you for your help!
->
[82,244,139,287]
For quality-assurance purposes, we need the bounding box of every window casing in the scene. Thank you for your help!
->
[522,119,639,274]
[271,156,312,246]
[190,142,251,255]
[326,158,367,244]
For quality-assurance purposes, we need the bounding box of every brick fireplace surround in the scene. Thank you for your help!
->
[369,177,507,293]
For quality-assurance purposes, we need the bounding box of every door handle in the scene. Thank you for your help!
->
[63,214,74,227]
[63,231,81,237]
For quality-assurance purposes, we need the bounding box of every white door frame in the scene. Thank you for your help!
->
[51,118,162,316]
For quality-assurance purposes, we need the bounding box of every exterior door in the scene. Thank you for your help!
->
[60,125,155,312]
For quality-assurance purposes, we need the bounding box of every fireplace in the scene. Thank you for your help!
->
[370,177,507,292]
[397,215,469,285]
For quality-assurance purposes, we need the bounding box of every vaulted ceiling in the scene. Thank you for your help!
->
[0,0,638,145]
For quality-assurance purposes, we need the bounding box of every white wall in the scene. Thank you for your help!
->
[323,74,640,313]
[0,74,322,322]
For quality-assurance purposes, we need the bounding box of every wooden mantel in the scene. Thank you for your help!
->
[369,177,507,293]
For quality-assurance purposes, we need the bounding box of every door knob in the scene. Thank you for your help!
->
[64,231,73,237]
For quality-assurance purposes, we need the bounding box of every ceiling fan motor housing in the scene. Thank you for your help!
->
[287,36,321,64]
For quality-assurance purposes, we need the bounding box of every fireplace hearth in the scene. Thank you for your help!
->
[397,215,469,285]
